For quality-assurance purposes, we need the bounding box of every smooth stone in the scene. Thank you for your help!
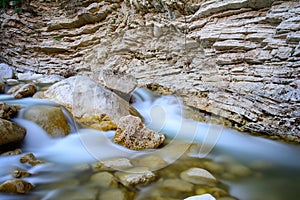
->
[0,63,14,79]
[23,105,71,137]
[0,148,22,156]
[89,172,117,188]
[6,79,19,86]
[0,119,26,146]
[13,83,37,98]
[0,179,34,194]
[98,188,126,200]
[114,115,165,150]
[161,178,194,192]
[115,167,156,187]
[226,163,252,177]
[93,158,133,171]
[132,155,168,170]
[184,194,216,200]
[180,168,217,185]
[203,161,224,174]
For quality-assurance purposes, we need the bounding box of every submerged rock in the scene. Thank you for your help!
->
[0,119,26,146]
[0,102,20,120]
[161,178,194,192]
[114,115,165,150]
[0,179,34,194]
[44,76,141,124]
[115,167,156,187]
[23,105,71,137]
[180,168,217,185]
[89,172,117,188]
[184,194,216,200]
[13,83,37,99]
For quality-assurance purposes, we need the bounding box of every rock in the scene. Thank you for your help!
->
[226,163,252,177]
[78,115,117,131]
[13,83,37,99]
[19,153,44,166]
[12,169,32,178]
[180,168,217,185]
[89,172,117,188]
[98,69,137,101]
[98,189,126,200]
[6,79,19,86]
[115,167,156,187]
[44,76,141,124]
[0,102,20,119]
[6,84,22,94]
[0,63,14,79]
[17,72,64,84]
[203,161,224,174]
[93,157,133,171]
[114,115,165,150]
[132,155,168,170]
[0,179,34,194]
[161,178,194,192]
[0,148,22,156]
[23,105,70,137]
[0,119,26,146]
[184,194,216,200]
[0,78,4,94]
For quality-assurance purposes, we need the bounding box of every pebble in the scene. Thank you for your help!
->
[184,194,216,200]
[180,168,217,185]
[115,167,156,187]
[98,188,126,200]
[89,172,117,188]
[93,158,133,171]
[132,155,168,170]
[161,178,194,192]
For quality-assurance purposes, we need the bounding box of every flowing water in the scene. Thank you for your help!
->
[0,89,300,200]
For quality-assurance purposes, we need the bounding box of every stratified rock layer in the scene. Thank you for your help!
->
[0,0,299,141]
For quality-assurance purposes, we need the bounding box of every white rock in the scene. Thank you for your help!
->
[6,79,19,86]
[184,194,216,200]
[180,167,217,185]
[0,63,14,79]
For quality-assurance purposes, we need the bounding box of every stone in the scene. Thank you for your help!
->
[6,79,19,86]
[115,167,156,187]
[0,119,26,146]
[184,194,216,200]
[226,164,252,177]
[203,161,224,174]
[13,83,37,99]
[6,84,22,94]
[180,168,217,185]
[19,153,45,166]
[78,115,117,131]
[44,76,141,124]
[114,115,165,150]
[98,188,126,200]
[94,157,133,170]
[0,179,34,194]
[89,172,117,188]
[12,169,32,178]
[132,155,168,170]
[0,63,14,79]
[0,148,22,156]
[23,105,71,137]
[161,178,194,192]
[0,102,20,120]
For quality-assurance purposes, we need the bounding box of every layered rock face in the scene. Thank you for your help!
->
[0,0,299,141]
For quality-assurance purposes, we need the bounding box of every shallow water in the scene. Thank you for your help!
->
[0,89,300,200]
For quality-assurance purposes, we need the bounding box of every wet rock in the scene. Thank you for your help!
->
[89,172,117,188]
[114,115,165,150]
[6,79,19,86]
[12,169,32,178]
[0,148,22,156]
[98,188,126,200]
[203,161,224,174]
[0,63,14,79]
[13,83,37,99]
[161,178,194,192]
[19,153,44,166]
[6,84,22,94]
[23,105,70,137]
[184,194,216,200]
[78,115,117,131]
[226,163,252,177]
[132,155,168,170]
[180,168,217,185]
[0,102,20,120]
[0,179,34,194]
[44,76,141,124]
[0,119,26,146]
[115,167,156,187]
[93,158,133,171]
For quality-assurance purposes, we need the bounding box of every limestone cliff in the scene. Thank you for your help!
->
[0,0,299,142]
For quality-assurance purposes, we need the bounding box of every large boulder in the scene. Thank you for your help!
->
[114,115,165,150]
[44,76,141,124]
[0,119,26,146]
[23,105,71,137]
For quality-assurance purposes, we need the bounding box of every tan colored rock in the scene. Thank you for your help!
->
[23,105,70,137]
[0,119,26,146]
[93,157,133,171]
[19,153,45,166]
[114,115,165,150]
[161,178,194,192]
[0,102,20,119]
[115,167,156,187]
[89,172,117,188]
[12,169,32,178]
[0,179,34,194]
[98,188,126,200]
[13,83,37,99]
[180,168,217,185]
[78,115,117,131]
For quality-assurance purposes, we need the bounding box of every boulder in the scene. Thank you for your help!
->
[0,179,34,194]
[13,83,37,99]
[0,63,14,79]
[23,105,71,137]
[44,76,141,124]
[114,115,165,150]
[0,119,26,146]
[0,102,20,120]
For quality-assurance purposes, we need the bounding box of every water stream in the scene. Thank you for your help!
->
[0,89,300,200]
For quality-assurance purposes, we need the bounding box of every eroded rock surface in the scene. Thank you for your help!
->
[114,115,165,150]
[1,0,299,141]
[0,179,34,194]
